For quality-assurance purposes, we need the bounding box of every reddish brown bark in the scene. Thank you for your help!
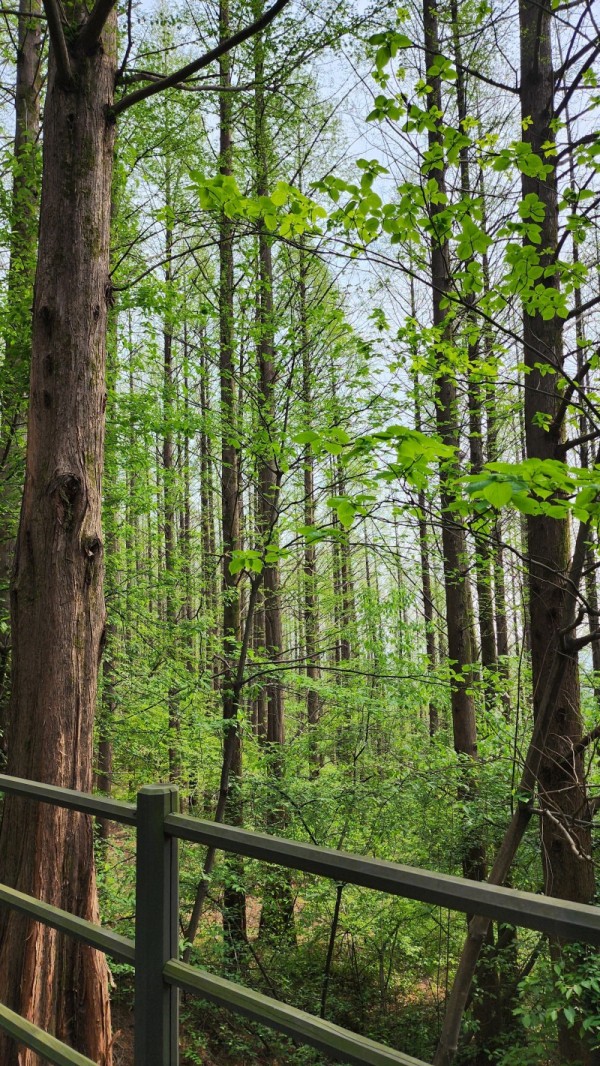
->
[0,7,117,1063]
[0,0,43,744]
[520,8,594,1060]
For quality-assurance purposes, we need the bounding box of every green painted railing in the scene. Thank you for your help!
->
[0,773,598,1065]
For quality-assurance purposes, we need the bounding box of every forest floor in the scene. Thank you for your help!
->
[111,989,294,1065]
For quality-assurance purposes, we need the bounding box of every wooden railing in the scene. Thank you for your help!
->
[0,774,598,1065]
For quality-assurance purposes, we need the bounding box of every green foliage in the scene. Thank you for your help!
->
[188,171,326,235]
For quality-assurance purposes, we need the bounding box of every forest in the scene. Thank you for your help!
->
[0,0,598,1063]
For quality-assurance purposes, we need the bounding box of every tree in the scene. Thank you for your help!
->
[0,0,292,1058]
[0,0,42,745]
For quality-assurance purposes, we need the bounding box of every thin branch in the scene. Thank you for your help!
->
[558,607,585,638]
[554,33,600,82]
[117,69,254,92]
[541,807,592,862]
[112,0,292,116]
[77,0,117,54]
[564,723,600,764]
[548,357,591,435]
[453,58,520,94]
[0,6,47,15]
[555,42,600,119]
[42,0,72,85]
[566,292,600,320]
[555,130,600,162]
[557,427,600,455]
[563,629,600,653]
[115,0,133,79]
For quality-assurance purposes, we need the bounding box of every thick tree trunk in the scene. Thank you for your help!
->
[433,518,590,1065]
[0,10,116,1063]
[435,6,596,1061]
[424,0,477,767]
[0,0,42,747]
[520,6,594,1059]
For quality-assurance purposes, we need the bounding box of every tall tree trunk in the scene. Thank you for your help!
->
[216,0,247,963]
[252,3,294,940]
[423,0,482,873]
[162,180,181,783]
[199,337,218,690]
[450,0,497,702]
[520,4,594,1059]
[412,360,439,735]
[0,8,116,1062]
[0,0,42,750]
[299,251,321,775]
[434,6,596,1062]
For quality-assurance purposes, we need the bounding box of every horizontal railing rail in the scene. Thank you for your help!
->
[164,959,428,1066]
[0,772,137,825]
[0,773,597,1066]
[0,882,135,964]
[165,810,600,946]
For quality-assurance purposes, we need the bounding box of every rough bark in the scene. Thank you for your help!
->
[0,0,43,746]
[434,517,591,1065]
[0,7,116,1062]
[520,6,594,1059]
[252,3,294,940]
[434,4,597,1058]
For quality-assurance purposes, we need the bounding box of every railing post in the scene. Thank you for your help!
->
[134,784,179,1066]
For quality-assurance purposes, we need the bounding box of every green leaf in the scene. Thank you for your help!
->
[294,430,320,445]
[482,481,512,508]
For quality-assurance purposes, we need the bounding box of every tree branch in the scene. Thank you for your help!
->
[571,723,600,762]
[0,6,48,16]
[557,427,600,455]
[42,0,72,85]
[112,0,292,117]
[76,0,117,54]
[563,629,600,653]
[555,42,600,119]
[554,35,600,83]
[117,69,254,93]
[548,358,591,436]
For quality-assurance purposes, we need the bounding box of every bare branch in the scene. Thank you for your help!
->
[0,6,47,15]
[566,293,600,320]
[112,0,292,117]
[555,41,600,119]
[558,607,585,638]
[563,629,600,653]
[115,0,133,79]
[541,807,592,862]
[42,0,72,85]
[558,427,600,455]
[572,723,600,761]
[77,0,117,54]
[548,357,591,435]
